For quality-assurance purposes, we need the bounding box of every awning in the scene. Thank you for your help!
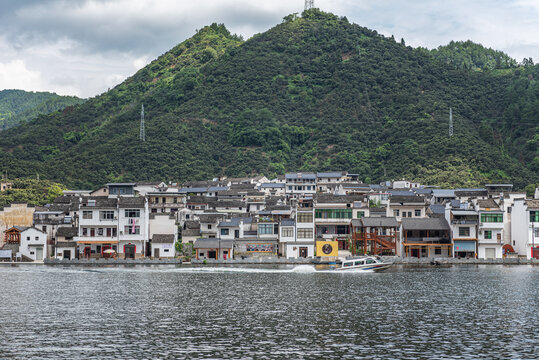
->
[454,240,476,252]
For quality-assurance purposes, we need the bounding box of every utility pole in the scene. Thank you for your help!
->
[305,0,314,10]
[140,104,145,142]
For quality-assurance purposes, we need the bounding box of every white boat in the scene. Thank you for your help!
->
[335,256,392,272]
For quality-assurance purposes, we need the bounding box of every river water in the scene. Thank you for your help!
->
[0,265,537,359]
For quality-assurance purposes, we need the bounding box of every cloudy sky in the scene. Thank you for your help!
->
[1,0,538,98]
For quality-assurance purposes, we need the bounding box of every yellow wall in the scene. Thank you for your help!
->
[316,240,338,257]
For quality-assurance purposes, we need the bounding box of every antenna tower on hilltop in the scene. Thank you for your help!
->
[449,107,453,137]
[305,0,314,10]
[140,104,145,142]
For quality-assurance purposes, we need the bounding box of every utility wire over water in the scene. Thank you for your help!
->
[0,265,537,359]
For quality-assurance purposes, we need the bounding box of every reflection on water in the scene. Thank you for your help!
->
[0,265,537,359]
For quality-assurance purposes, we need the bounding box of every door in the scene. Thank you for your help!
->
[35,247,43,260]
[154,248,160,258]
[411,248,419,258]
[124,244,136,259]
[485,248,496,259]
[63,250,71,259]
[208,250,217,259]
[299,247,308,258]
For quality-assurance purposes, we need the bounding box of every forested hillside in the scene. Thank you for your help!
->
[0,90,85,130]
[0,10,536,189]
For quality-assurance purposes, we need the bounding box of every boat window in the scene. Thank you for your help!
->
[343,262,353,267]
[354,261,364,266]
[366,259,376,264]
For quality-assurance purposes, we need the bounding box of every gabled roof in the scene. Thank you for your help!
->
[401,218,450,231]
[285,173,316,180]
[194,238,234,249]
[260,183,285,188]
[477,198,500,210]
[56,227,78,238]
[152,234,175,244]
[316,172,344,178]
[525,200,539,209]
[432,189,456,198]
[390,195,425,204]
[118,197,145,208]
[352,217,398,228]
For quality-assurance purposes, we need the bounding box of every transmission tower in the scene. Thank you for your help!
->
[305,0,314,10]
[449,107,453,137]
[140,104,145,142]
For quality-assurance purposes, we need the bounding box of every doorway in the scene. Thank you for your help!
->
[124,244,136,259]
[299,247,308,258]
[208,250,217,259]
[35,247,43,260]
[154,248,160,258]
[63,250,71,259]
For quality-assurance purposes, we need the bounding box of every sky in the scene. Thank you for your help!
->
[0,0,538,98]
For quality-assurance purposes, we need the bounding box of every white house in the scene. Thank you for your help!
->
[19,227,47,261]
[118,197,149,259]
[511,199,539,259]
[476,199,504,259]
[150,234,176,258]
[285,173,316,198]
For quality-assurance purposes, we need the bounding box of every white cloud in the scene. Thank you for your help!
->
[0,60,44,92]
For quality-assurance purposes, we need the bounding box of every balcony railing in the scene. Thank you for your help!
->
[451,220,478,225]
[405,236,450,243]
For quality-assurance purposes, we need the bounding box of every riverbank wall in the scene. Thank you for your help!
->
[32,257,539,266]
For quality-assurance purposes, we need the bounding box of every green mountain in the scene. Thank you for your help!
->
[0,89,85,130]
[0,10,536,189]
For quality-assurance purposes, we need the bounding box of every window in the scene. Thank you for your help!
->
[402,212,407,218]
[208,224,212,230]
[42,226,47,231]
[529,211,539,222]
[484,230,492,239]
[408,212,412,218]
[125,209,140,218]
[221,228,229,236]
[97,228,104,236]
[35,236,39,240]
[415,209,421,217]
[297,229,313,239]
[315,209,352,219]
[366,259,376,264]
[297,212,313,222]
[282,228,294,237]
[124,226,140,235]
[356,211,365,219]
[82,228,87,236]
[82,211,93,219]
[258,224,274,235]
[100,211,115,220]
[164,249,170,252]
[535,228,539,238]
[459,227,470,237]
[481,213,503,223]
[435,248,442,255]
[393,210,400,217]
[354,260,364,266]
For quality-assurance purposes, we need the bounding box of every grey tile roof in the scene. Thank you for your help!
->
[118,197,145,208]
[285,173,316,180]
[56,241,77,247]
[525,200,539,209]
[315,194,365,204]
[152,234,175,243]
[428,204,446,215]
[280,219,295,226]
[352,217,398,228]
[391,195,425,204]
[56,227,78,238]
[316,172,343,178]
[432,189,456,197]
[194,239,234,249]
[401,218,450,231]
[260,183,285,188]
[477,199,500,209]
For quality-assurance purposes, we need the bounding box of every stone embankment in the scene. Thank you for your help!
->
[36,257,539,266]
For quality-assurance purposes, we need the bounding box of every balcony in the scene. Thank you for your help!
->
[451,220,478,225]
[315,218,352,223]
